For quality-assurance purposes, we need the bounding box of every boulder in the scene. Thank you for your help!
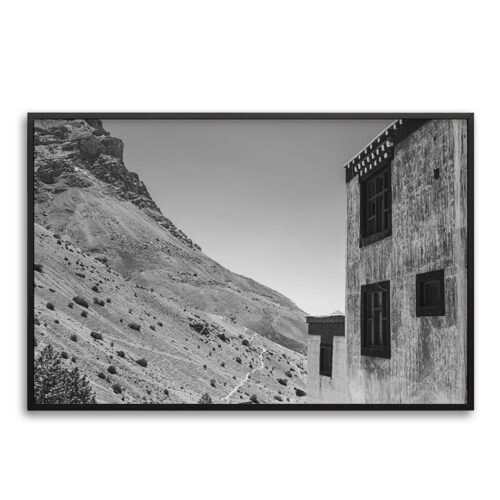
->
[99,136,124,160]
[78,135,105,160]
[36,158,73,184]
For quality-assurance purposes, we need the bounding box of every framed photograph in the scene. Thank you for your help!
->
[27,113,473,410]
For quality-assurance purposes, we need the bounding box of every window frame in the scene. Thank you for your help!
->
[319,342,332,377]
[360,280,391,359]
[416,269,445,317]
[359,163,392,247]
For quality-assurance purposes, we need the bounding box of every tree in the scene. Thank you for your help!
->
[197,392,213,404]
[34,345,96,404]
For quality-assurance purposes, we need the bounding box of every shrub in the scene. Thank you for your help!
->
[106,298,111,303]
[111,383,122,394]
[90,331,103,341]
[278,378,287,386]
[60,351,68,359]
[164,389,169,397]
[136,358,147,368]
[46,302,55,310]
[70,334,78,342]
[128,322,141,331]
[285,370,292,378]
[34,345,96,404]
[294,388,306,397]
[73,296,89,308]
[210,379,216,388]
[81,311,88,318]
[34,263,43,273]
[98,372,106,379]
[235,357,242,364]
[76,272,85,278]
[242,339,250,347]
[198,392,213,404]
[93,297,105,306]
[218,333,228,342]
[68,302,74,308]
[149,325,156,331]
[107,365,117,374]
[91,285,99,292]
[116,350,125,358]
[274,395,283,402]
[157,321,163,327]
[250,394,259,404]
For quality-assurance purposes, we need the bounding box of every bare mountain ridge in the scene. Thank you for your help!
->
[33,119,307,404]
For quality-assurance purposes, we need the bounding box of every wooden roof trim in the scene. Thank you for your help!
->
[344,119,429,182]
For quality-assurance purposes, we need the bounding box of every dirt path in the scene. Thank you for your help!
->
[220,333,267,404]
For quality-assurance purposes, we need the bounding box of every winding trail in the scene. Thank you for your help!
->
[221,333,267,404]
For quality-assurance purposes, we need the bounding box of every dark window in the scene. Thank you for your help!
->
[360,165,392,246]
[319,343,332,377]
[361,281,390,358]
[416,270,445,316]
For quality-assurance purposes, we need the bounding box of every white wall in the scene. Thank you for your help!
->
[1,2,498,500]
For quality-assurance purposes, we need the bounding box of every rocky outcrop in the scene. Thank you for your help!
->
[33,119,201,250]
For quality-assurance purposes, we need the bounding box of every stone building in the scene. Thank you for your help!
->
[307,119,468,404]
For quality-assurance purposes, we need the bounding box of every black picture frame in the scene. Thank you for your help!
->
[27,113,474,411]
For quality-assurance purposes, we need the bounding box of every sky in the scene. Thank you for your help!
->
[104,119,391,315]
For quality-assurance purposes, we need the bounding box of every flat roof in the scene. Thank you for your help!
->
[306,315,344,324]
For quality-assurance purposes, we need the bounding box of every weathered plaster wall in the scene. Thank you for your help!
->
[306,335,346,403]
[345,120,468,404]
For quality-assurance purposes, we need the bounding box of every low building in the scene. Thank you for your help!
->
[306,315,345,403]
[307,119,468,404]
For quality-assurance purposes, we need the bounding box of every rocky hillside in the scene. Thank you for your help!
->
[33,119,308,404]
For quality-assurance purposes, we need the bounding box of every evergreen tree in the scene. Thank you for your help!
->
[34,345,96,404]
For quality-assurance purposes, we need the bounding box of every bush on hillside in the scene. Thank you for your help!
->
[90,331,103,341]
[73,296,89,308]
[198,392,213,404]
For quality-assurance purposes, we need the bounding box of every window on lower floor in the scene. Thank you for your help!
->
[416,269,445,316]
[361,281,391,358]
[360,164,392,247]
[319,343,332,377]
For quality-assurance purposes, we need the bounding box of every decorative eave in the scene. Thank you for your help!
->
[306,315,345,338]
[306,315,345,324]
[344,119,429,182]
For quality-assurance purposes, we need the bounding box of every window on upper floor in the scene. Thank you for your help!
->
[360,164,392,247]
[361,281,391,359]
[416,270,445,317]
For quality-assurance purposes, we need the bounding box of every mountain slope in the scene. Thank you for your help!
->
[33,119,307,404]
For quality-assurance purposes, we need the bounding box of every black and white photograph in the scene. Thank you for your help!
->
[28,114,473,408]
[6,1,500,499]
